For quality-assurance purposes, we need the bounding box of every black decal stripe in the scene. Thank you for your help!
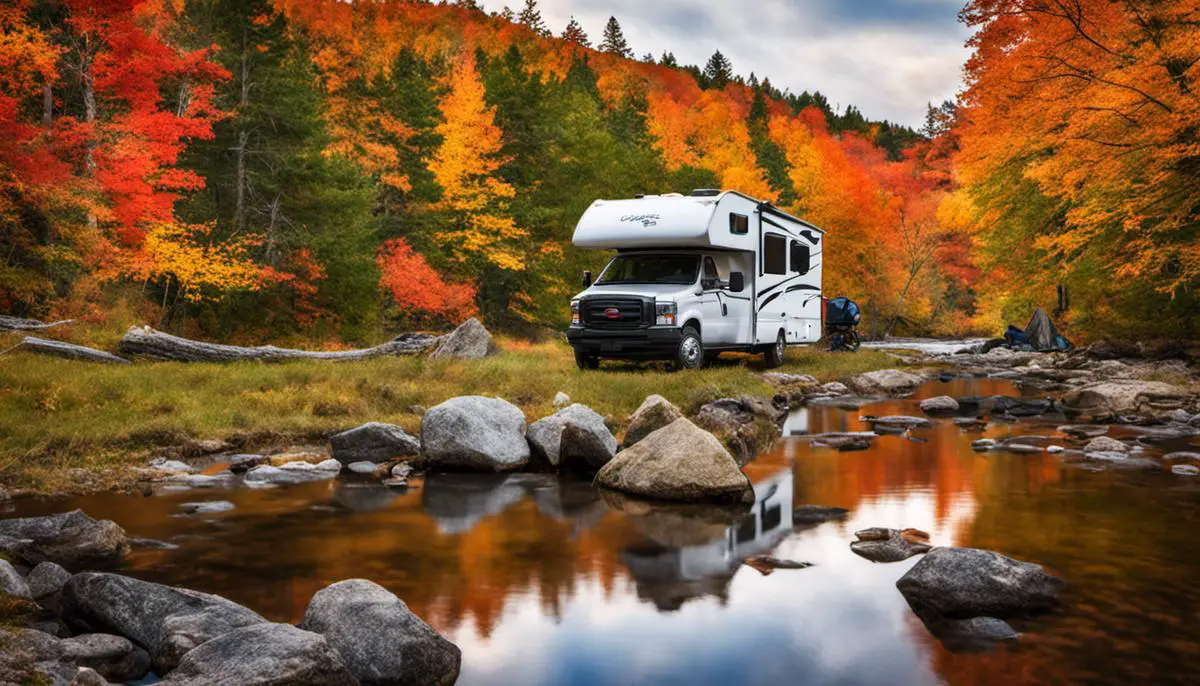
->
[758,292,782,311]
[786,284,821,293]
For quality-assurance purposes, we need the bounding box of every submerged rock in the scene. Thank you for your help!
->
[1172,465,1199,476]
[421,396,530,472]
[61,572,266,674]
[861,415,935,430]
[622,395,683,448]
[299,579,462,686]
[845,369,924,396]
[0,510,128,567]
[792,505,850,525]
[742,556,813,575]
[850,528,931,563]
[810,433,874,451]
[920,396,960,414]
[896,547,1064,618]
[1057,424,1110,439]
[920,615,1019,653]
[178,501,234,515]
[596,418,753,503]
[161,623,356,686]
[330,423,420,464]
[527,403,617,471]
[1083,435,1129,454]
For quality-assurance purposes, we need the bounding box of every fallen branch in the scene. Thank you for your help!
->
[117,325,442,362]
[0,315,75,332]
[7,336,130,364]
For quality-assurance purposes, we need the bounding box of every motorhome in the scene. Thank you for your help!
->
[567,189,825,369]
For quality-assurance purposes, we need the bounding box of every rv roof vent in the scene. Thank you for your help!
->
[689,188,721,197]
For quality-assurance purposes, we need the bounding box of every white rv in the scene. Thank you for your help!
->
[568,189,825,369]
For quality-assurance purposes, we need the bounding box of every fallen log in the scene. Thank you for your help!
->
[7,336,130,364]
[117,325,442,362]
[0,315,74,332]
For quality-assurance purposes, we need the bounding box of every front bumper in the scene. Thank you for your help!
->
[567,326,682,359]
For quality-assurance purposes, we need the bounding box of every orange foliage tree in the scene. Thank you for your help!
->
[376,238,477,325]
[957,0,1200,336]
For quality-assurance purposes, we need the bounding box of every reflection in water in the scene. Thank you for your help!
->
[7,377,1200,685]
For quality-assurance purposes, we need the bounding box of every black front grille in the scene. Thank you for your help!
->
[581,297,651,330]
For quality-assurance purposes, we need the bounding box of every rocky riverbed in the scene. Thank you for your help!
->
[2,340,1199,684]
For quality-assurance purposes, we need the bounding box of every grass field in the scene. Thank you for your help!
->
[0,336,909,493]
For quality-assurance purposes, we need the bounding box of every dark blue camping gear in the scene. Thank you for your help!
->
[825,296,861,352]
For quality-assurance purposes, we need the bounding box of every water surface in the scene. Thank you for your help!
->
[10,378,1200,685]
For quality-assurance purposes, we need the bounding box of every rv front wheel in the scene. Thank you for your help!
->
[674,326,704,370]
[574,350,599,370]
[763,331,786,369]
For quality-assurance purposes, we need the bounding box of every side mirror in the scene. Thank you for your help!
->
[582,270,592,288]
[728,272,745,293]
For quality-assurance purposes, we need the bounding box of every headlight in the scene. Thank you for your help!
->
[570,300,580,325]
[655,302,677,326]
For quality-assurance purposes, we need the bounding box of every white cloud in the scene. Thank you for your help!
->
[481,0,971,127]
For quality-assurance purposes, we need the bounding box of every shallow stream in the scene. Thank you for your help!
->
[9,378,1200,685]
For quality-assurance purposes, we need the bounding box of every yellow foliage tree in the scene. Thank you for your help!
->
[428,54,526,272]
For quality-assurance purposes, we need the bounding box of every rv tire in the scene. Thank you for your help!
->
[574,349,600,370]
[674,326,704,370]
[763,331,786,369]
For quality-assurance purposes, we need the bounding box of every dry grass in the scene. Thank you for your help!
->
[0,335,908,493]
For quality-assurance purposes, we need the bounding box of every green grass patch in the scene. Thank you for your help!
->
[0,337,908,493]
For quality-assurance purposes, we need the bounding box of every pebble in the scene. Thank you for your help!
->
[1172,465,1199,476]
[347,461,378,475]
[1046,445,1065,454]
[179,501,235,514]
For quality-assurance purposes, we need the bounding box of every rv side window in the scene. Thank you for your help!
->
[791,241,810,274]
[763,233,787,275]
[730,213,749,235]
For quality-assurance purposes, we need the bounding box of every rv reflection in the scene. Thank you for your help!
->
[618,469,795,610]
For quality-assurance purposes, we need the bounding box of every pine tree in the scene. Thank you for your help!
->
[703,50,733,89]
[748,72,759,88]
[517,0,549,37]
[498,6,515,22]
[599,16,632,58]
[561,16,590,48]
[659,51,677,68]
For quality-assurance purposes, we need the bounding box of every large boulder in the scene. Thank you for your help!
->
[421,396,529,472]
[429,318,493,360]
[622,395,683,448]
[596,418,753,503]
[0,559,31,598]
[845,369,924,396]
[61,572,266,674]
[0,510,128,567]
[330,422,420,464]
[527,404,617,471]
[1063,379,1190,415]
[692,396,782,463]
[161,623,357,686]
[27,562,71,602]
[60,634,152,682]
[896,547,1065,618]
[299,579,461,686]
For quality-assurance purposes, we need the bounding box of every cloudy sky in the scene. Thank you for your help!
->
[480,0,972,128]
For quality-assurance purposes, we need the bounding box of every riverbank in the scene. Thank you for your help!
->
[0,338,912,496]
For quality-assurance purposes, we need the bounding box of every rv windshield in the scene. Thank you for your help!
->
[596,254,700,286]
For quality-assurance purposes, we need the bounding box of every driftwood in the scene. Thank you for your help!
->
[0,315,74,332]
[117,325,442,363]
[7,336,130,364]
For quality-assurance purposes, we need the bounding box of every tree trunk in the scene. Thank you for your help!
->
[42,81,53,127]
[118,326,443,362]
[233,29,251,234]
[7,336,130,364]
[0,315,74,332]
